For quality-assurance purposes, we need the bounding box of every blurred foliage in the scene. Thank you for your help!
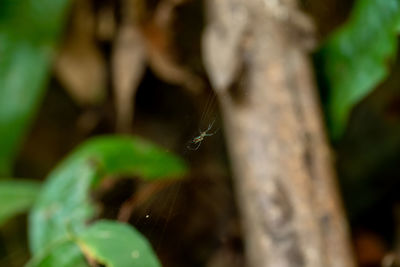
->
[0,0,71,176]
[28,136,186,266]
[28,220,162,267]
[26,241,87,267]
[76,220,161,267]
[0,1,191,266]
[0,180,40,226]
[316,0,400,139]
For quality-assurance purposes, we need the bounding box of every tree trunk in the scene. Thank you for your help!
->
[203,0,355,266]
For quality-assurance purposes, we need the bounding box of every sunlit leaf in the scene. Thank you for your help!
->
[29,135,187,262]
[76,220,161,267]
[0,0,71,176]
[316,0,400,138]
[0,180,41,226]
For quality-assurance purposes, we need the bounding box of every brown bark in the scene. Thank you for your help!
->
[203,0,355,266]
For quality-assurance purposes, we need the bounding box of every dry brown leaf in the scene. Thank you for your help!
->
[112,24,146,132]
[55,42,106,105]
[54,0,106,106]
[144,0,203,94]
[111,0,202,132]
[146,34,203,94]
[202,0,248,93]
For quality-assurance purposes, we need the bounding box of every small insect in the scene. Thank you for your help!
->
[187,120,218,150]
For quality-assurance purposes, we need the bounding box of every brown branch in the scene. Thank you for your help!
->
[203,0,355,266]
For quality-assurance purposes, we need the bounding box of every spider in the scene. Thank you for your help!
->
[187,120,218,150]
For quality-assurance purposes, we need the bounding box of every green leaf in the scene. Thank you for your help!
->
[316,0,400,138]
[76,220,161,267]
[27,220,162,267]
[0,0,71,176]
[26,240,87,267]
[0,180,41,226]
[29,135,187,259]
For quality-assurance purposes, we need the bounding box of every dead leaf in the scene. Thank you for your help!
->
[144,0,203,94]
[54,0,106,106]
[202,0,248,92]
[112,24,146,132]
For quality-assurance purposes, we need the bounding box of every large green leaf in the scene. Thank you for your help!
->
[316,0,400,138]
[27,220,161,267]
[29,135,187,263]
[0,180,41,226]
[0,0,71,176]
[76,220,161,267]
[26,241,87,267]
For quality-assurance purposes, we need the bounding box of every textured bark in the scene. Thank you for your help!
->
[203,0,355,266]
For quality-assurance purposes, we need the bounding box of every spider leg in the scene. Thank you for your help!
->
[204,127,219,136]
[187,141,202,150]
[193,141,202,150]
[206,119,216,131]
